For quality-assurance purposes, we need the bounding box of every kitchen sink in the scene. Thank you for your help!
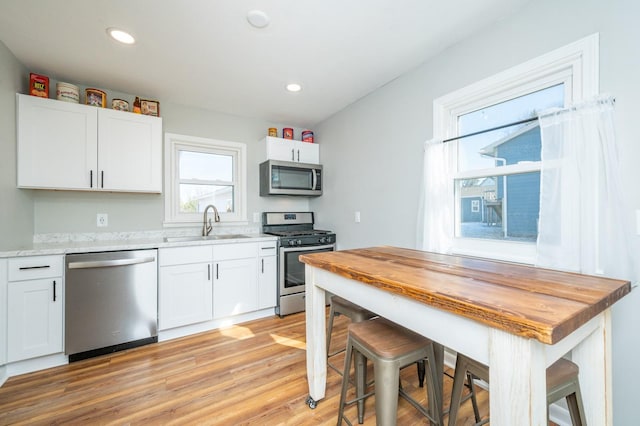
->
[164,234,250,243]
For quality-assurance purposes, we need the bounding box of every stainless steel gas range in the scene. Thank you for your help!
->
[262,212,336,317]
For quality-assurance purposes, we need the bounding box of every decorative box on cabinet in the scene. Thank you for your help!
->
[17,94,162,193]
[6,255,63,362]
[158,246,214,330]
[261,136,319,164]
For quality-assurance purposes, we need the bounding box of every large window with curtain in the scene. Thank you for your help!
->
[425,34,599,263]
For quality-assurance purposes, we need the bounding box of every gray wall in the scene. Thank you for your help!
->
[0,42,33,249]
[310,0,640,423]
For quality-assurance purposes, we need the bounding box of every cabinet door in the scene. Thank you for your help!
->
[97,109,162,192]
[7,278,63,362]
[296,142,320,164]
[266,137,297,162]
[257,255,277,310]
[0,260,6,366]
[159,263,213,330]
[213,258,257,319]
[17,94,97,190]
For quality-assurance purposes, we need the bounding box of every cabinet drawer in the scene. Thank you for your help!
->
[9,255,63,281]
[213,242,258,261]
[258,241,277,257]
[159,246,212,266]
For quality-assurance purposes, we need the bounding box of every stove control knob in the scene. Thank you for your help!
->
[326,236,333,243]
[288,240,296,246]
[296,239,302,246]
[319,237,327,244]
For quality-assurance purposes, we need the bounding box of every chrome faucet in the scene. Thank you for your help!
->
[202,204,220,236]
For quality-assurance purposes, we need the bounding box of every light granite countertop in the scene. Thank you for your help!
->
[0,231,278,258]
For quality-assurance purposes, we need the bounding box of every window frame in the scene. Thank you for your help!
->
[432,34,599,263]
[164,132,247,226]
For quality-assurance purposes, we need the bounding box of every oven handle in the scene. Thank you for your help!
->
[279,243,336,254]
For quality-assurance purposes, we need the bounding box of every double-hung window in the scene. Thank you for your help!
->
[164,133,247,225]
[431,34,598,263]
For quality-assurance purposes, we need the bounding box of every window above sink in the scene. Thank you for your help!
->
[164,133,247,226]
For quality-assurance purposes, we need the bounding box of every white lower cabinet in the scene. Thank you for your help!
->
[212,243,258,319]
[257,242,277,310]
[158,246,213,330]
[0,260,7,366]
[213,257,257,318]
[7,256,63,363]
[159,240,277,330]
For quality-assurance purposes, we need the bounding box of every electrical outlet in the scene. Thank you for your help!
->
[97,213,108,227]
[354,211,361,223]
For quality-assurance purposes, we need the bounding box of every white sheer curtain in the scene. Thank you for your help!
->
[417,138,456,253]
[536,95,636,280]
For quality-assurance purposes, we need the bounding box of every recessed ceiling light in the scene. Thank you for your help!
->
[107,28,135,45]
[286,83,302,93]
[247,10,270,28]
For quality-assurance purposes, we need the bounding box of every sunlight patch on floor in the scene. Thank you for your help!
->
[270,333,306,350]
[219,324,255,340]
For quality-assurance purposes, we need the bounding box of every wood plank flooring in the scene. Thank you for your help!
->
[0,311,492,425]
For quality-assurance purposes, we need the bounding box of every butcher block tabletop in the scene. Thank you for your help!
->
[300,246,631,345]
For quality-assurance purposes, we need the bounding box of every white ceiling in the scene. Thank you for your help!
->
[0,0,530,128]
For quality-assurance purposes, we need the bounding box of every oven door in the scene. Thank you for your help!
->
[279,243,335,296]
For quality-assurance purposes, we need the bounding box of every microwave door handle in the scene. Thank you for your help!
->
[312,169,317,190]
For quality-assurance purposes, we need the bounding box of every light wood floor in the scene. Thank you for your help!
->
[0,311,492,425]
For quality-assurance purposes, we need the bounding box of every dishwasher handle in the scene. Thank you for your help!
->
[68,256,156,269]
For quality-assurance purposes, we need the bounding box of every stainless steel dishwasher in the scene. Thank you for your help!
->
[65,249,158,362]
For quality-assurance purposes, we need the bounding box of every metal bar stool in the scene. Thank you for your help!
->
[337,317,441,426]
[327,296,426,386]
[448,353,586,426]
[327,295,377,375]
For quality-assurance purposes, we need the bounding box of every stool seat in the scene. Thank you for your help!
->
[349,318,431,359]
[448,354,586,426]
[337,317,441,426]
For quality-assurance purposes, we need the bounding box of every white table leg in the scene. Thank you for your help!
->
[305,266,326,407]
[489,329,547,425]
[571,311,611,425]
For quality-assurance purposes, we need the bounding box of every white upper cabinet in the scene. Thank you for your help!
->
[261,136,319,164]
[17,94,97,190]
[97,108,162,192]
[17,94,162,193]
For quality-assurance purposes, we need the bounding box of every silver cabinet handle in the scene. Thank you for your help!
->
[261,258,264,273]
[53,280,57,302]
[291,149,295,161]
[208,264,211,281]
[68,257,155,269]
[297,150,300,162]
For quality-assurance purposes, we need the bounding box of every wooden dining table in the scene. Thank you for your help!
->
[300,246,631,425]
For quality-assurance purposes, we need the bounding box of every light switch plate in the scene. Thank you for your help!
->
[354,211,361,223]
[97,213,108,227]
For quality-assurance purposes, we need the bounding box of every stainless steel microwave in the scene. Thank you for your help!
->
[259,160,322,196]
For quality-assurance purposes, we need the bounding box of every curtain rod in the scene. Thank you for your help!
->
[442,116,539,143]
